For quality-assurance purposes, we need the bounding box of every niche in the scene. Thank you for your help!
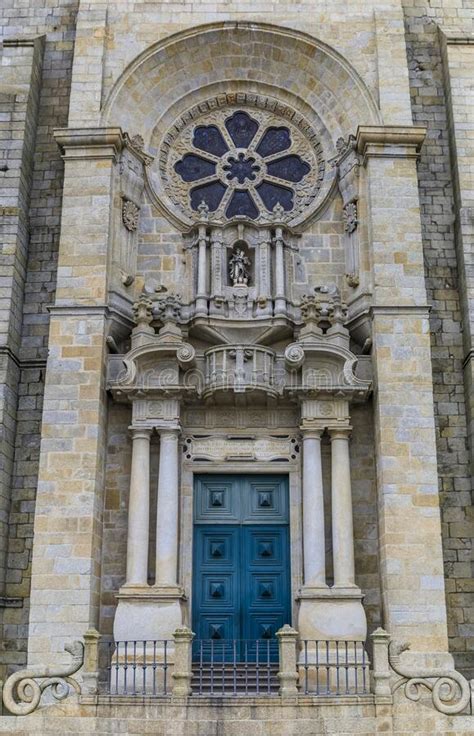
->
[227,240,254,287]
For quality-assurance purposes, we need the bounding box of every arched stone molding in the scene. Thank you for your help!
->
[100,24,381,231]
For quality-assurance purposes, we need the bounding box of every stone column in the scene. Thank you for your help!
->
[302,430,326,588]
[125,427,151,586]
[114,421,184,645]
[155,429,180,587]
[329,429,355,588]
[273,226,286,316]
[196,223,208,316]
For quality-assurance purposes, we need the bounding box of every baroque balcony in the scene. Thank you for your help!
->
[203,344,279,401]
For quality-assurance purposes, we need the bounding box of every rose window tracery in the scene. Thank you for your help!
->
[173,110,310,220]
[156,98,327,227]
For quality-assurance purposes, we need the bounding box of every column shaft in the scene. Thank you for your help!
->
[330,430,355,587]
[126,428,151,586]
[155,430,179,586]
[196,226,208,315]
[302,432,326,587]
[274,228,286,315]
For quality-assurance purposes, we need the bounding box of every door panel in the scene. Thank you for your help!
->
[243,526,290,644]
[193,527,240,643]
[192,475,291,661]
[194,474,289,524]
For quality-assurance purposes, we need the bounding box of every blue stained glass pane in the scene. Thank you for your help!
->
[190,181,227,212]
[256,181,294,212]
[266,155,310,183]
[225,190,259,219]
[256,127,291,157]
[225,111,259,148]
[193,125,229,157]
[175,154,216,182]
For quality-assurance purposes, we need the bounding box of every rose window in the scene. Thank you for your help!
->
[172,111,310,220]
[157,99,326,227]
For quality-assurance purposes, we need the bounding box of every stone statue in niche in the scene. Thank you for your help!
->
[229,247,251,286]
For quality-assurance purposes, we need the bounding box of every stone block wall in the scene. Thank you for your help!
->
[0,0,472,687]
[401,0,474,677]
[0,0,78,677]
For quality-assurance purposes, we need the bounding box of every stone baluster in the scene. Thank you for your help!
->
[172,626,195,697]
[82,628,100,696]
[329,428,356,588]
[276,625,299,696]
[274,226,286,316]
[196,222,208,316]
[155,429,180,586]
[371,628,392,697]
[302,430,327,588]
[126,427,152,586]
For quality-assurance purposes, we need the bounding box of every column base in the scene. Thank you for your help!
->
[297,586,367,641]
[113,585,186,643]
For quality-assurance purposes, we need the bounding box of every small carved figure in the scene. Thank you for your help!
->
[229,248,251,286]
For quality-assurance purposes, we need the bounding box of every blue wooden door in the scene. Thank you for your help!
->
[192,475,290,660]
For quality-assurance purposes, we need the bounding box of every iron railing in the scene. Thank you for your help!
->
[300,640,369,696]
[101,639,171,696]
[97,636,370,698]
[192,639,279,696]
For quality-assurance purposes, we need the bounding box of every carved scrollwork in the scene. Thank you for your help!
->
[122,198,140,231]
[284,343,305,369]
[176,343,196,367]
[389,640,471,715]
[2,640,84,716]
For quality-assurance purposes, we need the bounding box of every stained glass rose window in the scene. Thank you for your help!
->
[173,110,310,220]
[157,98,327,226]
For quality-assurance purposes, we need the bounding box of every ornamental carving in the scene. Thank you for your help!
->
[122,198,140,231]
[2,640,84,715]
[342,202,358,233]
[389,640,470,715]
[156,95,327,227]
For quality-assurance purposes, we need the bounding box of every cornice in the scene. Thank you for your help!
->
[356,125,426,159]
[439,27,474,46]
[54,127,125,161]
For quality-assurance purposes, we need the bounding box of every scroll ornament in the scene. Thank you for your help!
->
[2,640,84,715]
[389,641,470,715]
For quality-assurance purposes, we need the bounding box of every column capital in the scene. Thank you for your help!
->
[328,427,352,441]
[156,426,180,438]
[300,427,324,440]
[128,425,153,440]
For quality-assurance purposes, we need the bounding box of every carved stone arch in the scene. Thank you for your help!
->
[101,23,381,230]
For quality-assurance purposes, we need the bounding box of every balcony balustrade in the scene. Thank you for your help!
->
[204,344,278,399]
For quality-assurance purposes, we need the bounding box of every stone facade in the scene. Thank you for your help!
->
[0,0,473,734]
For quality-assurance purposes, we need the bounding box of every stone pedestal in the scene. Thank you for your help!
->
[114,587,185,644]
[297,588,367,643]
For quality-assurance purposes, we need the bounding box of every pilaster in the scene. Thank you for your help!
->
[27,128,128,666]
[358,125,450,657]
